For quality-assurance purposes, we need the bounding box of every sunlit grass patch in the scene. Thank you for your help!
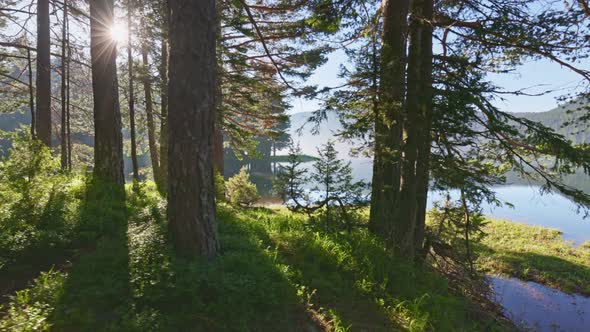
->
[476,218,590,295]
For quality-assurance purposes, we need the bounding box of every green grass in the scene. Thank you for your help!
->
[0,179,508,331]
[476,218,590,295]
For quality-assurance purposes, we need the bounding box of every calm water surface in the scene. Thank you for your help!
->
[287,158,590,244]
[489,276,590,332]
[428,185,590,245]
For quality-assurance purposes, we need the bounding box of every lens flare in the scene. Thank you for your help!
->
[109,22,128,44]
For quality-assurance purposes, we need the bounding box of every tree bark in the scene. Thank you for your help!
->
[66,24,72,170]
[27,47,35,140]
[61,0,68,169]
[213,2,224,176]
[127,0,139,184]
[90,0,125,187]
[158,38,169,193]
[167,0,219,257]
[36,0,51,146]
[369,0,409,238]
[140,19,161,185]
[392,0,433,258]
[413,0,434,257]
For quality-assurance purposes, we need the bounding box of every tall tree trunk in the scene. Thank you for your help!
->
[414,0,434,258]
[140,18,161,185]
[27,47,35,139]
[392,0,433,258]
[369,0,409,238]
[66,23,72,170]
[36,0,51,146]
[167,0,219,257]
[158,38,169,193]
[212,2,224,176]
[60,0,68,169]
[90,0,125,186]
[127,0,139,184]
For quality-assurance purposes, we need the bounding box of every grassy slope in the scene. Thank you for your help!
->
[476,218,590,295]
[0,181,507,331]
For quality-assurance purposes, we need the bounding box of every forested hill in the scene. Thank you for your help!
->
[513,99,590,144]
[289,98,590,156]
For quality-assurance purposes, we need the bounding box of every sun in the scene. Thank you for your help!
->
[109,22,128,45]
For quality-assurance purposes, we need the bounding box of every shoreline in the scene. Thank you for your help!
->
[477,217,590,297]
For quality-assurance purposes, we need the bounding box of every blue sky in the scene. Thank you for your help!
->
[289,49,586,115]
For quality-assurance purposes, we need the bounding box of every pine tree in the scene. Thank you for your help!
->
[167,0,219,257]
[90,0,124,186]
[35,0,51,146]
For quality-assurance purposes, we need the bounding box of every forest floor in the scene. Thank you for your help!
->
[476,218,590,296]
[0,179,511,331]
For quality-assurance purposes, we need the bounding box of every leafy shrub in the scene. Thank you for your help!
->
[0,269,66,332]
[226,167,259,206]
[0,134,82,269]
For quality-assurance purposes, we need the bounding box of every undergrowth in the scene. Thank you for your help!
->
[0,180,508,331]
[0,139,508,331]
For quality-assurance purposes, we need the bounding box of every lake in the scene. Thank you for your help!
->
[489,276,590,332]
[347,158,590,245]
[246,157,590,245]
[428,185,590,245]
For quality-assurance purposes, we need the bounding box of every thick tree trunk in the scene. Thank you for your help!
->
[128,1,139,183]
[60,0,68,169]
[167,0,219,257]
[140,24,161,184]
[36,0,51,146]
[414,0,434,257]
[158,38,169,193]
[90,0,125,186]
[392,0,434,258]
[369,0,409,238]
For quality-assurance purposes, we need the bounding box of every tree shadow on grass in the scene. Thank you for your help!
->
[237,207,505,331]
[27,183,323,331]
[232,208,400,331]
[113,201,319,331]
[47,178,132,331]
[477,244,590,295]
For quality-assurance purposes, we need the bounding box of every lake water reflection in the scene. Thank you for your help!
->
[489,276,590,332]
[428,186,590,245]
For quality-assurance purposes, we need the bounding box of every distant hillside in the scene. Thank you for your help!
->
[514,98,589,144]
[288,111,349,157]
[290,99,590,156]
